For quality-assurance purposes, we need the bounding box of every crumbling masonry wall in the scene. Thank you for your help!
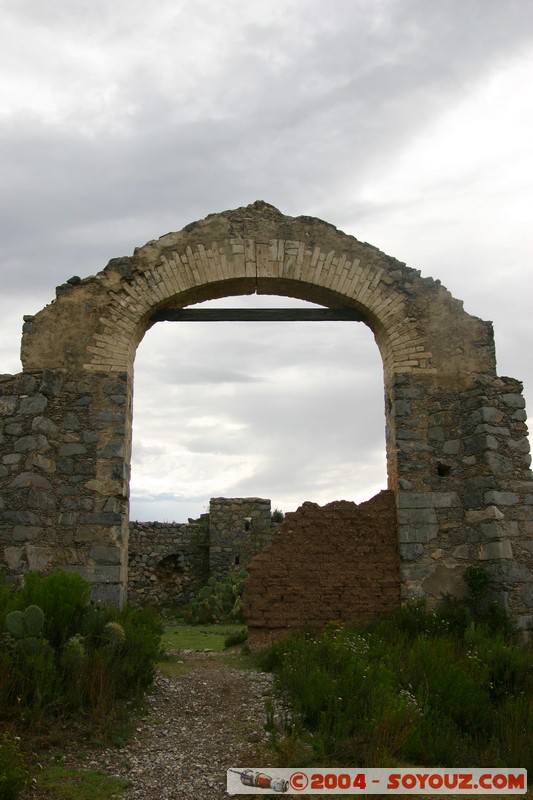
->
[208,497,273,578]
[127,498,275,607]
[0,202,532,628]
[128,520,208,607]
[243,492,400,646]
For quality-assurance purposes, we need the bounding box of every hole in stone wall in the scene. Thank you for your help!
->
[437,462,452,477]
[155,553,185,589]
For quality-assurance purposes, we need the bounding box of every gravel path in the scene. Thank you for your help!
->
[24,650,277,800]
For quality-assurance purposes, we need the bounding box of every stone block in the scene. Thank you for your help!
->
[9,472,53,490]
[399,494,458,510]
[58,443,87,456]
[484,491,519,506]
[507,438,530,454]
[26,544,52,571]
[0,396,17,415]
[97,442,125,458]
[39,370,63,397]
[90,546,122,564]
[91,582,126,608]
[399,543,424,560]
[79,511,122,525]
[465,434,498,455]
[4,546,24,570]
[478,540,513,560]
[501,393,525,409]
[13,525,42,541]
[442,439,460,455]
[481,521,519,539]
[31,417,58,436]
[14,435,50,453]
[466,506,504,523]
[19,394,48,415]
[398,523,439,543]
[5,424,23,436]
[519,585,533,607]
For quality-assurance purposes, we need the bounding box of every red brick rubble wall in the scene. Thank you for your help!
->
[243,491,400,647]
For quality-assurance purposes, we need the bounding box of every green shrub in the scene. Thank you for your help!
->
[0,571,162,734]
[0,731,28,800]
[259,596,533,770]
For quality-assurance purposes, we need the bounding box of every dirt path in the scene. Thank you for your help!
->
[25,651,276,800]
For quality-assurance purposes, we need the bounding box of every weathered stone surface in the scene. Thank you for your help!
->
[19,394,48,415]
[485,491,519,506]
[90,545,122,564]
[9,472,53,490]
[421,563,466,599]
[479,540,514,560]
[14,434,50,453]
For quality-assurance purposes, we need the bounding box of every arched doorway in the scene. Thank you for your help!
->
[2,202,532,630]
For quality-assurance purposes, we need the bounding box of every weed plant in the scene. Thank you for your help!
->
[258,569,532,771]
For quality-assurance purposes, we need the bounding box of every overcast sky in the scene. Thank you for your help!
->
[1,0,532,522]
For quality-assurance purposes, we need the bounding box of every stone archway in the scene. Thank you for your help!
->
[1,202,532,629]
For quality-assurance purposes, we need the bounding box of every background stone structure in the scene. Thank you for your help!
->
[0,202,532,630]
[208,497,272,578]
[128,519,208,607]
[127,498,274,607]
[243,491,400,646]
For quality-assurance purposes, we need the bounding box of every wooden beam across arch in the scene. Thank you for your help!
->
[150,308,366,323]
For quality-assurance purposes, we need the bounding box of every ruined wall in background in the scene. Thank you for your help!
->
[208,497,273,578]
[243,491,400,646]
[128,520,209,607]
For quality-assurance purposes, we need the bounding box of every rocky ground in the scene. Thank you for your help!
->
[21,650,278,800]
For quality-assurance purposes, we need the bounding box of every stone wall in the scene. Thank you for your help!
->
[208,497,273,578]
[128,519,209,607]
[0,369,129,606]
[127,499,275,607]
[392,373,533,626]
[243,491,400,646]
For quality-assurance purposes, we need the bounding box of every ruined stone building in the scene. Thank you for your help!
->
[1,202,532,635]
[128,497,273,606]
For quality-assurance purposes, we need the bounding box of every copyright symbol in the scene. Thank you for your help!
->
[290,772,309,791]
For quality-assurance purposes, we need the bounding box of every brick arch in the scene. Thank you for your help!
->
[21,202,494,385]
[3,202,532,627]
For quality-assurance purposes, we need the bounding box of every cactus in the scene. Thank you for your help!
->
[6,610,26,639]
[102,621,126,649]
[23,604,45,637]
[5,605,45,640]
[62,633,86,675]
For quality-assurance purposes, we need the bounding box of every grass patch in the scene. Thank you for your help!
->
[36,765,130,800]
[161,623,246,652]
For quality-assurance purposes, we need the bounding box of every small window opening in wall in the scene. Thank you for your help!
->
[244,517,252,532]
[437,462,452,477]
[234,555,240,566]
